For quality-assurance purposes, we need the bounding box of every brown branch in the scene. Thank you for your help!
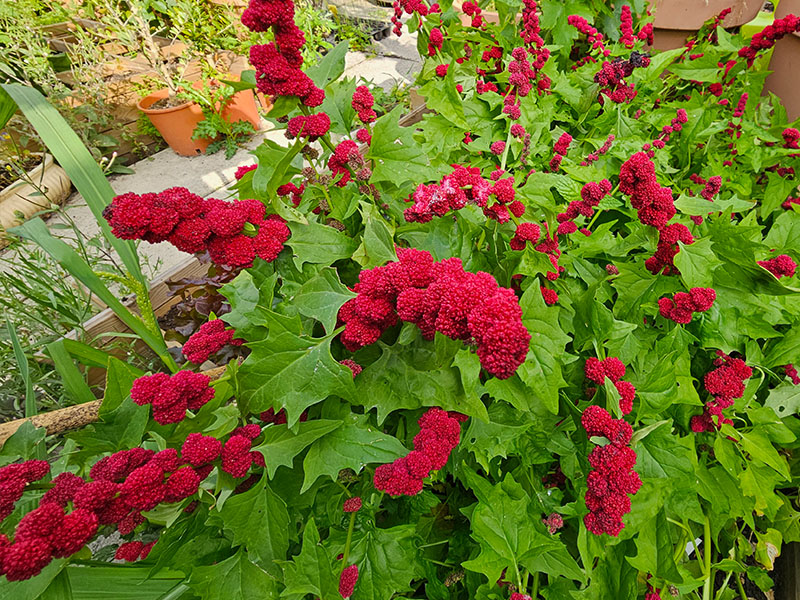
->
[0,365,229,447]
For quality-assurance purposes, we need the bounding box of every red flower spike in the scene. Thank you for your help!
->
[339,564,359,599]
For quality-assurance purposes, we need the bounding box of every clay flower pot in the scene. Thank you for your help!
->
[651,0,764,50]
[138,90,211,157]
[0,153,71,248]
[139,85,266,157]
[764,0,800,121]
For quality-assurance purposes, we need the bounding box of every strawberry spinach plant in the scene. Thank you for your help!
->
[1,1,800,599]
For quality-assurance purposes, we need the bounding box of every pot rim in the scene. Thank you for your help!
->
[137,89,196,115]
[0,152,56,198]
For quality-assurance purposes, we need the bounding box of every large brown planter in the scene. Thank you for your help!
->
[0,153,71,248]
[651,0,764,50]
[763,0,800,121]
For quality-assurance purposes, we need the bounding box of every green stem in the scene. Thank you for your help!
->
[499,124,514,172]
[702,515,713,600]
[735,572,747,600]
[531,572,539,598]
[512,562,523,594]
[340,512,356,572]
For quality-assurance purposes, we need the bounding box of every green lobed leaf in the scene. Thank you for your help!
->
[220,265,277,341]
[286,221,359,269]
[207,474,290,576]
[352,201,397,269]
[301,413,407,492]
[293,267,356,334]
[238,325,355,425]
[187,549,278,600]
[366,107,431,186]
[673,238,723,288]
[280,518,339,600]
[252,419,343,478]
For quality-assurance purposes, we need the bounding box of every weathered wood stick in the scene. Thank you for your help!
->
[0,364,228,447]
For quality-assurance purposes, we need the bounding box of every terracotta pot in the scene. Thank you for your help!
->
[763,0,800,121]
[215,87,262,129]
[138,89,211,157]
[0,153,71,248]
[651,0,764,50]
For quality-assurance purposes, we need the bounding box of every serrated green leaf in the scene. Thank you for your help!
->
[366,107,430,186]
[674,238,722,288]
[220,264,277,341]
[765,383,800,418]
[253,419,342,478]
[239,326,355,425]
[207,475,289,576]
[347,524,424,600]
[352,202,397,269]
[293,267,356,334]
[287,221,359,269]
[187,548,278,600]
[302,414,407,492]
[281,518,339,600]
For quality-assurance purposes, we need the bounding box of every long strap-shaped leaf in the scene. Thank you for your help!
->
[0,83,144,282]
[12,218,176,371]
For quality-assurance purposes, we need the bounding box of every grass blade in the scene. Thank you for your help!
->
[5,321,35,417]
[0,83,144,282]
[12,218,176,371]
[45,340,97,405]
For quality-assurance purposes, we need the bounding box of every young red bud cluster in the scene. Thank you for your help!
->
[738,14,800,67]
[182,319,244,364]
[327,140,361,187]
[339,564,359,599]
[104,188,289,268]
[784,364,800,385]
[286,112,331,140]
[584,357,636,414]
[619,152,676,229]
[338,247,530,379]
[352,86,377,124]
[619,5,635,48]
[131,371,215,425]
[757,254,797,279]
[645,223,694,275]
[658,288,716,324]
[691,351,752,432]
[374,408,462,496]
[581,406,641,536]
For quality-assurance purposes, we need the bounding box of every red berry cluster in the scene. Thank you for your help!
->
[581,134,614,166]
[691,351,752,432]
[131,371,215,425]
[374,408,462,496]
[182,319,244,365]
[104,188,290,269]
[403,165,524,224]
[427,27,443,56]
[277,181,305,207]
[351,86,377,124]
[1,442,226,581]
[620,5,635,47]
[343,496,362,513]
[738,14,800,67]
[784,364,800,385]
[221,425,264,478]
[462,1,484,28]
[337,248,530,379]
[115,540,156,562]
[547,132,571,172]
[327,140,361,187]
[520,0,543,48]
[567,15,608,56]
[645,223,694,275]
[234,163,258,180]
[783,197,800,210]
[0,460,49,521]
[658,287,716,324]
[595,53,651,105]
[510,222,541,251]
[758,254,797,279]
[286,112,331,140]
[584,357,636,414]
[543,512,564,534]
[619,151,676,229]
[557,179,612,227]
[242,0,324,106]
[644,108,688,152]
[581,405,641,536]
[339,564,359,599]
[510,594,533,600]
[391,0,432,36]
